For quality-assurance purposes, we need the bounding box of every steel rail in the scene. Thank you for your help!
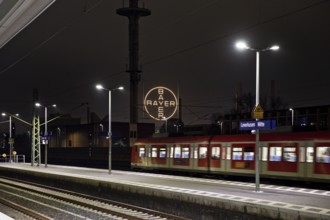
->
[0,176,190,220]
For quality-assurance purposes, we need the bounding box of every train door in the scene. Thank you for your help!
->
[131,145,139,164]
[198,144,208,167]
[131,145,146,167]
[231,144,255,170]
[173,144,190,166]
[151,145,167,165]
[210,145,221,167]
[268,143,298,172]
[198,144,221,170]
[314,143,330,175]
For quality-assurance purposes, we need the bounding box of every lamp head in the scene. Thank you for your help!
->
[270,45,280,50]
[236,41,249,50]
[96,84,104,90]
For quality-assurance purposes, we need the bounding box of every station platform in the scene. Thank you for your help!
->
[0,212,14,220]
[0,163,329,220]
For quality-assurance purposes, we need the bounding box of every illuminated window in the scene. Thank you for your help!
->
[306,147,314,163]
[199,147,207,159]
[283,147,296,162]
[170,146,174,158]
[226,146,231,160]
[299,147,305,162]
[211,147,220,160]
[182,147,190,158]
[194,148,198,159]
[151,147,158,158]
[139,148,145,158]
[270,147,282,161]
[159,147,167,158]
[174,146,181,158]
[262,147,268,161]
[316,146,330,163]
[233,147,242,160]
[244,147,254,161]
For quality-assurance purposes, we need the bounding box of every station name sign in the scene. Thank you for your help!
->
[239,120,276,130]
[144,86,178,120]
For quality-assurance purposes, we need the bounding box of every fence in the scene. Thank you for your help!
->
[0,155,25,163]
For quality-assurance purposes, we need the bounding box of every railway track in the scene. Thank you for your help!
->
[0,177,189,220]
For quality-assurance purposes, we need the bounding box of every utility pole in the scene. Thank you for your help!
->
[117,0,151,124]
[31,88,41,166]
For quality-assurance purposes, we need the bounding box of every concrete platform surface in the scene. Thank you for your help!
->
[0,163,329,220]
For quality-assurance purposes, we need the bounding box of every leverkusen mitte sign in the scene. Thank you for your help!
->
[239,120,276,130]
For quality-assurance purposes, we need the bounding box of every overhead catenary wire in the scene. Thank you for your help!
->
[0,0,329,120]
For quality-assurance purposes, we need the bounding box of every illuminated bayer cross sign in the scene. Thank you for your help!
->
[144,86,178,120]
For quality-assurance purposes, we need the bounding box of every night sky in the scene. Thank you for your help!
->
[0,0,330,132]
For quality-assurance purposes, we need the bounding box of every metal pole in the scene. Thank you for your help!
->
[165,119,167,133]
[108,90,112,174]
[45,107,48,167]
[291,109,294,126]
[256,51,260,105]
[9,116,12,163]
[255,51,260,192]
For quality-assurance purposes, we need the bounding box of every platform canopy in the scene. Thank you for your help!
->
[0,0,55,49]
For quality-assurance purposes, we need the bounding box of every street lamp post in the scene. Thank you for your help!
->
[217,121,224,135]
[1,113,19,163]
[96,84,124,174]
[236,41,279,192]
[35,103,56,167]
[289,108,294,126]
[57,127,61,147]
[9,116,12,163]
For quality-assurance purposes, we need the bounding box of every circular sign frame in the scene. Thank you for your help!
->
[144,86,178,121]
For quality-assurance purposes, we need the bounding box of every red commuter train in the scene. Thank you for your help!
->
[131,131,330,182]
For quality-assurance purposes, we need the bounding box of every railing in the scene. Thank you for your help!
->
[0,155,25,163]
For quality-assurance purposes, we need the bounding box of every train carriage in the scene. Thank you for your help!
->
[131,131,330,182]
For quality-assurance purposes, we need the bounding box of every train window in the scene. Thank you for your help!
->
[174,147,181,158]
[211,147,220,160]
[170,146,174,158]
[244,152,254,160]
[226,146,231,160]
[299,147,305,162]
[139,148,145,158]
[306,147,314,162]
[244,147,254,161]
[316,146,330,163]
[283,147,296,162]
[159,147,167,158]
[151,148,158,158]
[269,147,282,161]
[233,147,243,160]
[199,147,207,159]
[262,147,268,161]
[182,147,190,158]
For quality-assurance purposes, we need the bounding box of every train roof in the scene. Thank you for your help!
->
[134,131,330,144]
